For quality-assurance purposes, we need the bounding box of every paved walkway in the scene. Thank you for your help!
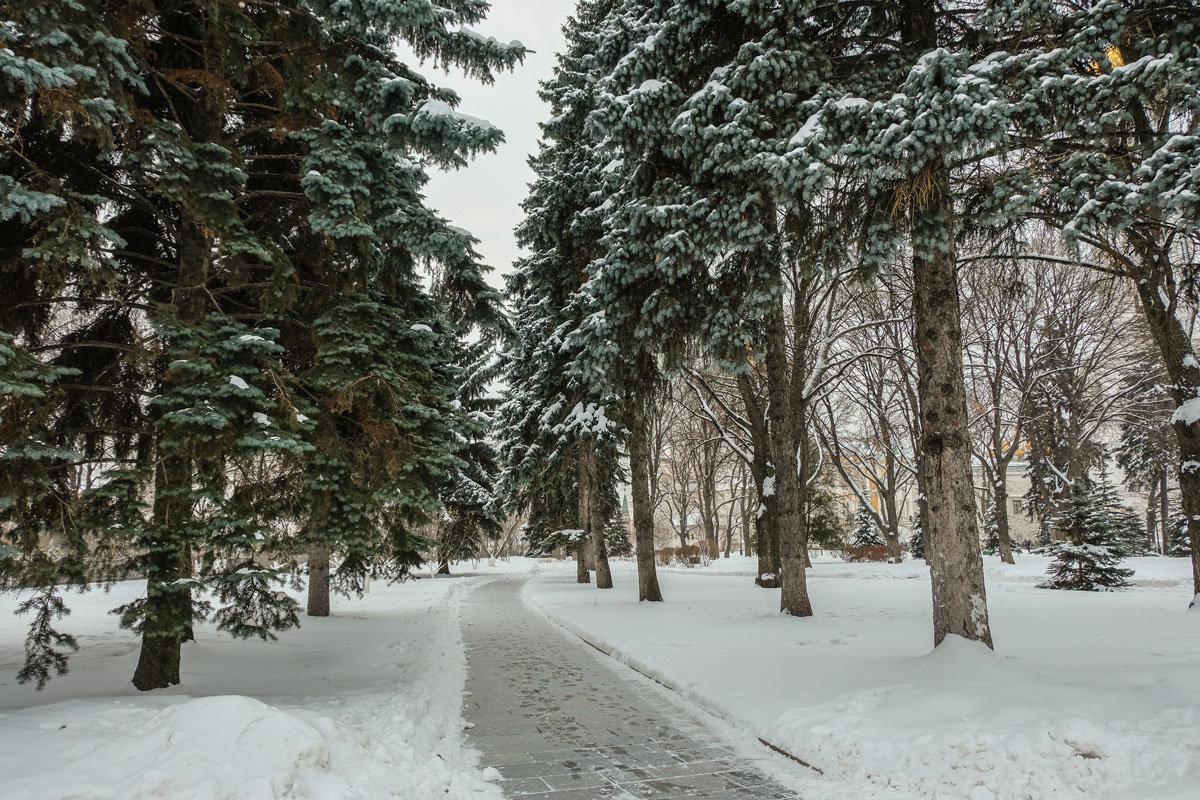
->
[462,578,799,799]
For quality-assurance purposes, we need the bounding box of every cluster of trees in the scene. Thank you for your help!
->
[0,1,522,690]
[498,0,1200,645]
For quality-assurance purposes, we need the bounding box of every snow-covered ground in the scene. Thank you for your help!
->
[0,562,530,800]
[526,554,1200,800]
[3,554,1196,800]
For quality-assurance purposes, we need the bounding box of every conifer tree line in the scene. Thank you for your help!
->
[0,0,523,689]
[498,0,1200,643]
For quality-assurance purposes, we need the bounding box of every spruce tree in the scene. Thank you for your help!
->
[498,0,632,593]
[1024,0,1200,595]
[1039,481,1135,591]
[909,512,926,561]
[850,508,885,549]
[2,0,522,689]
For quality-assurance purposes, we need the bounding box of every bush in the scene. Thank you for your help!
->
[654,540,720,566]
[844,545,890,563]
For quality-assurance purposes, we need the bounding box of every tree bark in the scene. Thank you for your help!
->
[992,471,1015,564]
[307,544,331,616]
[765,290,813,617]
[737,372,781,587]
[1161,471,1171,556]
[575,541,590,583]
[1127,249,1200,591]
[1146,480,1159,553]
[132,203,209,690]
[579,440,613,589]
[629,375,664,601]
[739,472,752,557]
[131,446,187,691]
[910,181,993,647]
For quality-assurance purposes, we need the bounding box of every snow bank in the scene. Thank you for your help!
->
[4,695,347,800]
[526,556,1200,800]
[765,634,1196,800]
[0,575,503,800]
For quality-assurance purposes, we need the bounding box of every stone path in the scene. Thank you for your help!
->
[461,578,799,799]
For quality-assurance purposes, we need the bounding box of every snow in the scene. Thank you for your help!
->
[409,323,434,333]
[0,573,513,800]
[251,412,270,426]
[415,99,497,133]
[8,556,1196,800]
[761,475,776,497]
[788,112,823,148]
[1170,396,1200,425]
[526,555,1200,800]
[227,375,250,391]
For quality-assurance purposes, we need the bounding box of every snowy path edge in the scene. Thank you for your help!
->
[516,577,891,799]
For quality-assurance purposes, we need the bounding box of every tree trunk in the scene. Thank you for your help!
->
[575,541,590,583]
[909,162,992,648]
[740,478,752,557]
[307,544,331,616]
[629,377,664,601]
[700,452,718,546]
[131,455,187,691]
[1146,480,1159,553]
[1161,470,1172,556]
[579,440,613,589]
[737,372,781,587]
[723,494,735,558]
[1128,251,1200,591]
[765,291,812,617]
[993,473,1015,564]
[132,204,210,690]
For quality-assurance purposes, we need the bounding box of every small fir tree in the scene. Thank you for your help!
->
[908,512,925,561]
[1039,482,1134,591]
[850,508,884,548]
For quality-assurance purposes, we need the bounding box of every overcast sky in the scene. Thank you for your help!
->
[421,2,573,291]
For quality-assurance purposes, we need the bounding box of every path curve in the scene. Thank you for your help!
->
[462,577,798,799]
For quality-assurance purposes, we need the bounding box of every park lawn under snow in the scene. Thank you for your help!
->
[526,554,1200,800]
[0,564,530,800]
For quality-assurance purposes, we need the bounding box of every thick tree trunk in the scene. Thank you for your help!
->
[131,457,187,691]
[993,474,1015,564]
[307,544,331,616]
[133,207,209,690]
[700,455,718,546]
[909,165,992,648]
[882,462,903,562]
[765,292,812,617]
[629,379,663,601]
[579,440,613,589]
[737,373,780,587]
[1128,254,1200,591]
[575,542,590,583]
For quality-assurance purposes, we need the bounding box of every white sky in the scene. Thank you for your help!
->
[421,1,573,291]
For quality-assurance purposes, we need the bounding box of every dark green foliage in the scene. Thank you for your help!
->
[1039,481,1135,591]
[14,588,78,690]
[806,475,847,551]
[850,509,884,549]
[0,0,521,687]
[909,512,926,560]
[1167,511,1193,558]
[981,505,1001,555]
